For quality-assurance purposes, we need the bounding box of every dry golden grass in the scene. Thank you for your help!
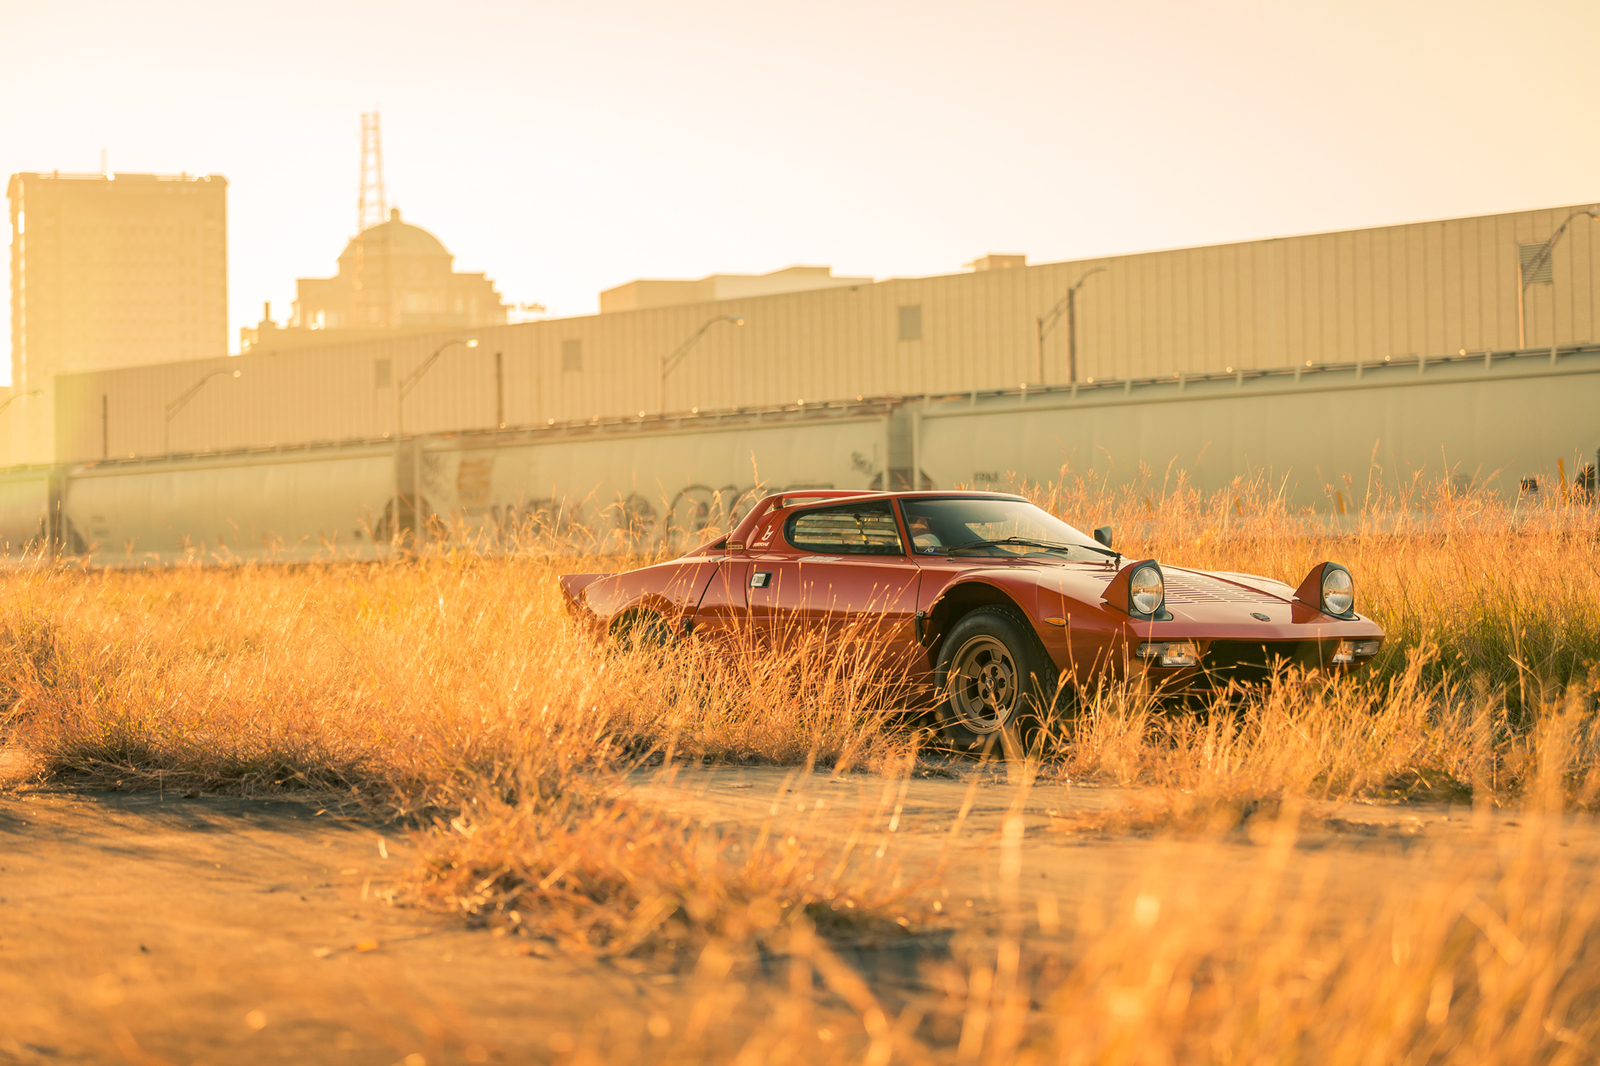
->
[3,474,1600,1062]
[1033,468,1600,708]
[0,553,905,804]
[950,810,1600,1066]
[414,785,931,960]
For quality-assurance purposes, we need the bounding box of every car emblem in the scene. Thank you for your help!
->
[1250,612,1271,621]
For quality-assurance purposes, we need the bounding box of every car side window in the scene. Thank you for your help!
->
[785,501,905,556]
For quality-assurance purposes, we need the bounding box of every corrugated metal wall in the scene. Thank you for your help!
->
[52,203,1600,462]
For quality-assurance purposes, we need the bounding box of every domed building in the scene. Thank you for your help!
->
[241,209,508,353]
[293,208,508,331]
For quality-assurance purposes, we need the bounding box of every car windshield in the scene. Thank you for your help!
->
[899,497,1110,560]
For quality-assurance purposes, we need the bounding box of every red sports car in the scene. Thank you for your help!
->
[560,491,1385,749]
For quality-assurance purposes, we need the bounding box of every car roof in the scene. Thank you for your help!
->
[718,488,1033,550]
[774,489,1028,507]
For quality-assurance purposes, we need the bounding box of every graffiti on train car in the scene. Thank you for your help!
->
[398,437,876,551]
[448,481,841,550]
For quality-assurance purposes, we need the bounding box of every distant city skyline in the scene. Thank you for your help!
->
[4,0,1596,384]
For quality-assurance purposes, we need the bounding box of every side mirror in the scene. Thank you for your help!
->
[1093,525,1113,548]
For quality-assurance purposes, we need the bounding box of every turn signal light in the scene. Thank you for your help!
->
[1332,639,1382,664]
[1136,641,1201,667]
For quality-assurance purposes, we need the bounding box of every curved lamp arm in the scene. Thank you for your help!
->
[398,337,478,402]
[662,315,744,379]
[165,369,240,423]
[164,368,240,452]
[1070,265,1109,297]
[1039,266,1107,337]
[659,315,744,412]
[395,337,478,435]
[0,390,43,416]
[1036,267,1108,384]
[1521,207,1600,293]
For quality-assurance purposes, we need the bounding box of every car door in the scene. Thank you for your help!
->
[690,553,756,648]
[746,498,924,682]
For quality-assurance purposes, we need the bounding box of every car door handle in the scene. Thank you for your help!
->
[750,571,773,588]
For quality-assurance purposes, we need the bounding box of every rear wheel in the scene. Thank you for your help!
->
[933,606,1060,757]
[609,609,673,651]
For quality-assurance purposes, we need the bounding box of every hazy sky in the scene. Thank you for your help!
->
[3,0,1596,379]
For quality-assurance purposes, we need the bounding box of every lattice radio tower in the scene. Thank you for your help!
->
[358,111,387,233]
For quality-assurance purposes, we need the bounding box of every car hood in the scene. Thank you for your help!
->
[1022,560,1300,624]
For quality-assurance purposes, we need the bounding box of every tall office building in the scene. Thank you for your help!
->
[7,170,227,461]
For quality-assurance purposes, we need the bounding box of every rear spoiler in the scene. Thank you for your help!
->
[723,489,883,551]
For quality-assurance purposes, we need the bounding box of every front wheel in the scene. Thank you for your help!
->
[932,606,1060,757]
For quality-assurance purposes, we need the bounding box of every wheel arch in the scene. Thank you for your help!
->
[924,580,1033,662]
[607,603,676,646]
[607,603,652,634]
[589,560,719,639]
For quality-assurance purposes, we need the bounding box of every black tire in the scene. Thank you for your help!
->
[609,609,673,652]
[932,605,1060,757]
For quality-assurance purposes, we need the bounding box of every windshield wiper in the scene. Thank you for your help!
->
[943,536,1120,559]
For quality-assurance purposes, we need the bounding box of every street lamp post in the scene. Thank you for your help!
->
[658,315,744,413]
[1517,207,1600,349]
[164,369,240,452]
[1036,267,1106,384]
[396,337,478,433]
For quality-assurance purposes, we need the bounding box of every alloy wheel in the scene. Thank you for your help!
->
[948,635,1018,734]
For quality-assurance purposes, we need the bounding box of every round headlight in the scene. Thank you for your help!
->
[1321,567,1354,616]
[1130,564,1164,615]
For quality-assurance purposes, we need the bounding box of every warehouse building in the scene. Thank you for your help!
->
[53,199,1600,459]
[9,200,1600,560]
[56,201,1600,454]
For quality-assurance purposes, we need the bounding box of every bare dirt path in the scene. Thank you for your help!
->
[3,764,1587,1065]
[622,764,1513,919]
[0,790,647,1065]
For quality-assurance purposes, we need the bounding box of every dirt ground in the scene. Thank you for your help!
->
[0,758,1570,1066]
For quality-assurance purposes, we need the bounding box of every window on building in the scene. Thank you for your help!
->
[375,359,392,388]
[898,304,923,342]
[562,339,582,372]
[1518,243,1555,285]
[785,501,904,555]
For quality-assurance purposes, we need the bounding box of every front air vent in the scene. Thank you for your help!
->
[1162,573,1280,605]
[1203,640,1315,686]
